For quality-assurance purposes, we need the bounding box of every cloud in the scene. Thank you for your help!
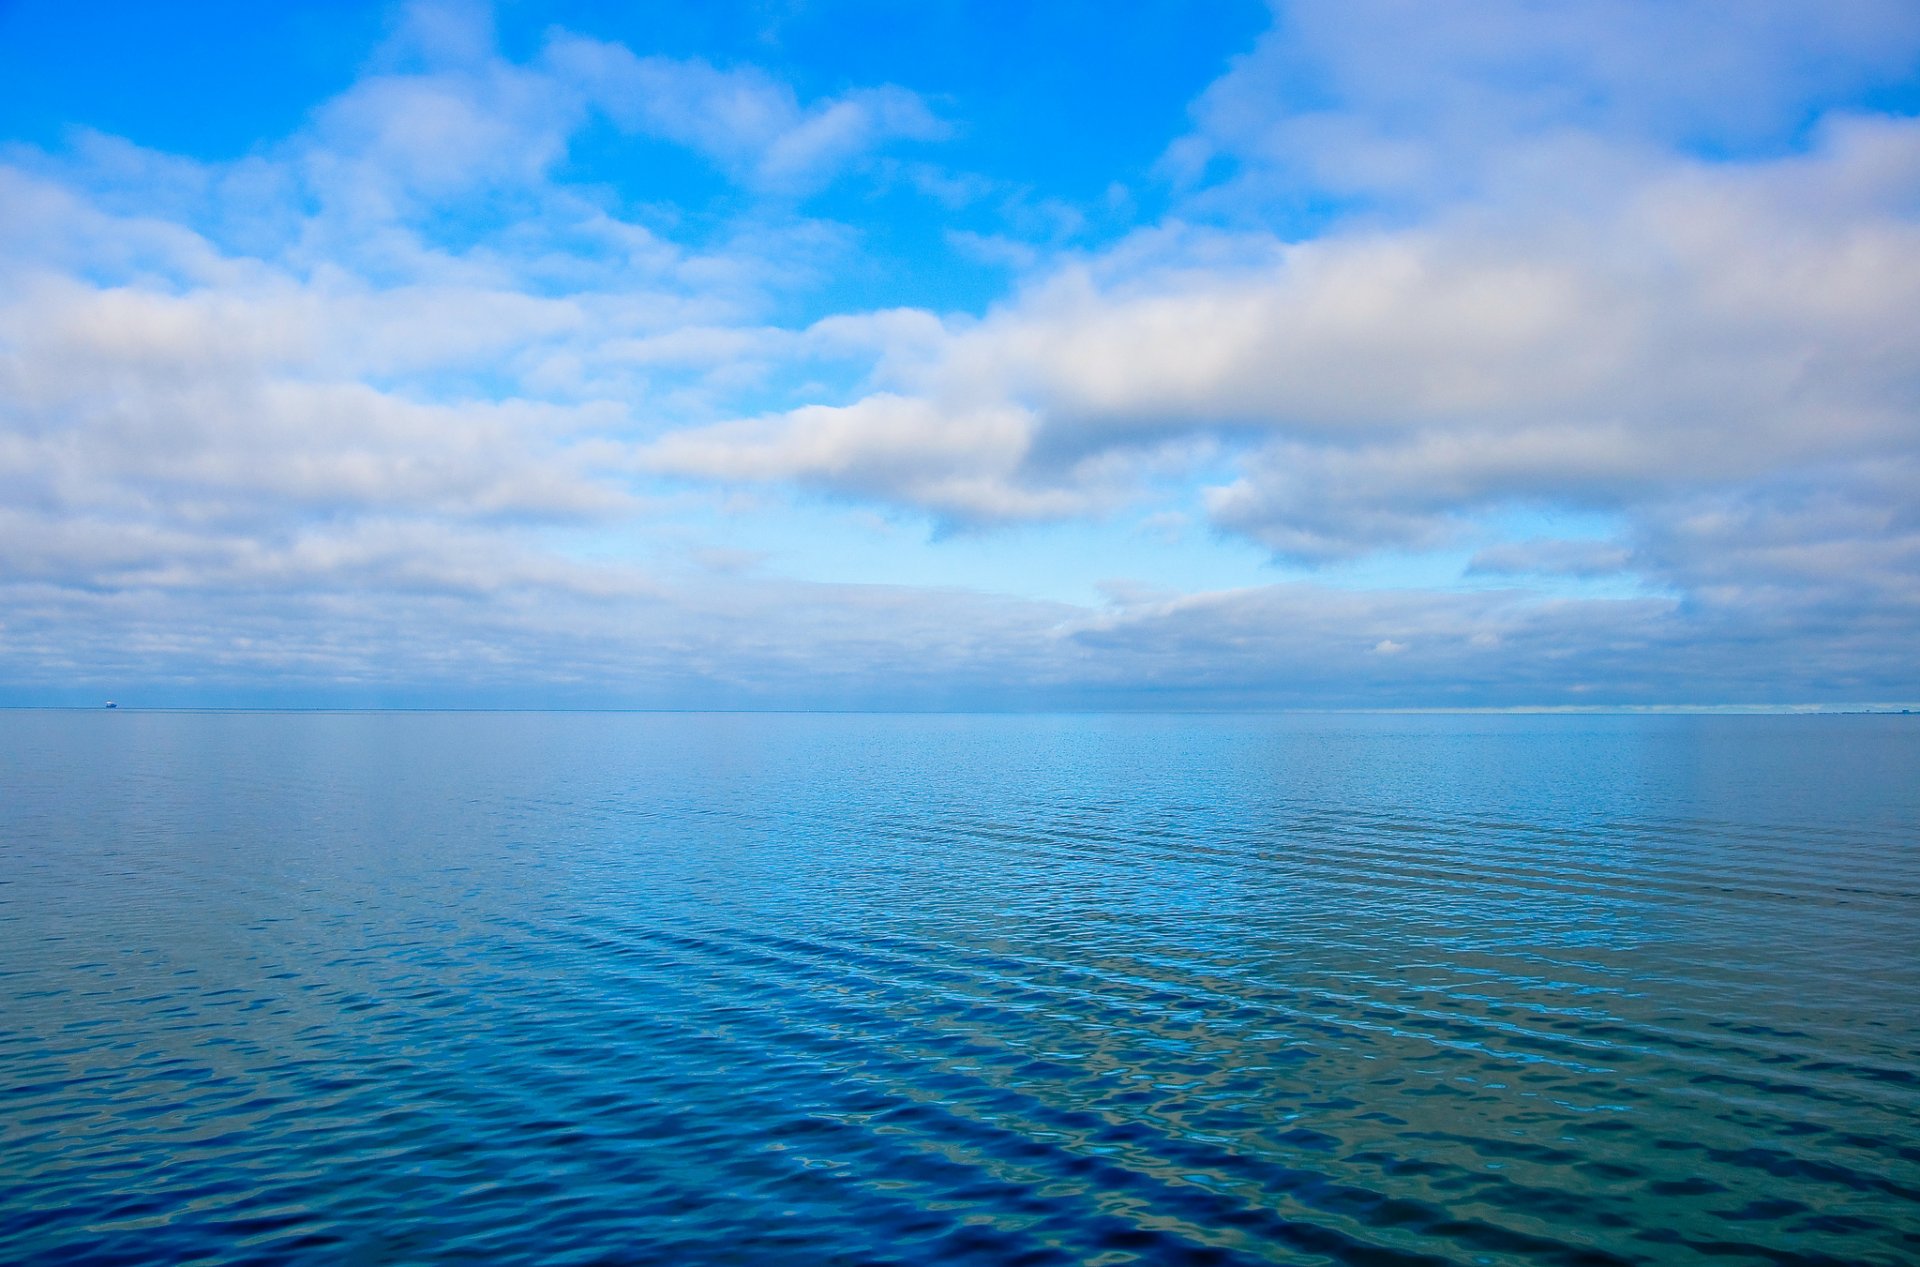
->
[9,522,1909,708]
[1638,466,1920,618]
[606,3,1920,705]
[642,394,1110,520]
[1468,539,1634,578]
[2,0,1917,707]
[1171,0,1920,204]
[548,37,946,194]
[0,267,638,527]
[0,1,1036,710]
[0,0,966,560]
[645,114,1920,559]
[1064,578,1912,706]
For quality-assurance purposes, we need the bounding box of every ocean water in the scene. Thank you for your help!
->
[1,712,1917,1266]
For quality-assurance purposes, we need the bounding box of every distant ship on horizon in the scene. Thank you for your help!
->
[104,701,116,709]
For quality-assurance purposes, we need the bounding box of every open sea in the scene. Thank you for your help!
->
[1,710,1917,1266]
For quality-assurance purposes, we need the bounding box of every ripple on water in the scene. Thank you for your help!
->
[1,711,1917,1266]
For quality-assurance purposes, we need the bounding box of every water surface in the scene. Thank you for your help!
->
[2,712,1917,1265]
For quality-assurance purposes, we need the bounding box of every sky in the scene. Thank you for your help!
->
[2,0,1919,710]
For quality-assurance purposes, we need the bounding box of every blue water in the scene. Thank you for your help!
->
[2,712,1917,1266]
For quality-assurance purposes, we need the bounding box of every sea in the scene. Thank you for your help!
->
[1,710,1916,1266]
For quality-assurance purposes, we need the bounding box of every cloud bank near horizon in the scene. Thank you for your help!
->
[2,0,1917,707]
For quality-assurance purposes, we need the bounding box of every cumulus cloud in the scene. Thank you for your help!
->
[640,394,1150,521]
[647,395,1036,514]
[0,2,972,706]
[647,115,1920,559]
[603,1,1920,703]
[0,0,957,526]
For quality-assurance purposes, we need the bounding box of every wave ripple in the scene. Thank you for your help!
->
[2,712,1917,1265]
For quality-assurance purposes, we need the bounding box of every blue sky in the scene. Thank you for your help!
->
[2,0,1919,708]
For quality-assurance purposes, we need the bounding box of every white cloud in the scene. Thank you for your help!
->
[1172,0,1920,205]
[644,115,1920,565]
[547,37,946,194]
[642,394,1095,520]
[0,3,1005,706]
[2,0,1917,706]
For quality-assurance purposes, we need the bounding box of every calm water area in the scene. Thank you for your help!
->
[2,710,1917,1265]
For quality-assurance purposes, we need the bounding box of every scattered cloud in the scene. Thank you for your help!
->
[1171,0,1920,205]
[649,116,1920,567]
[549,37,946,194]
[1,0,1916,706]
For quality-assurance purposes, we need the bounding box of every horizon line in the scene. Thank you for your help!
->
[4,704,1916,717]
